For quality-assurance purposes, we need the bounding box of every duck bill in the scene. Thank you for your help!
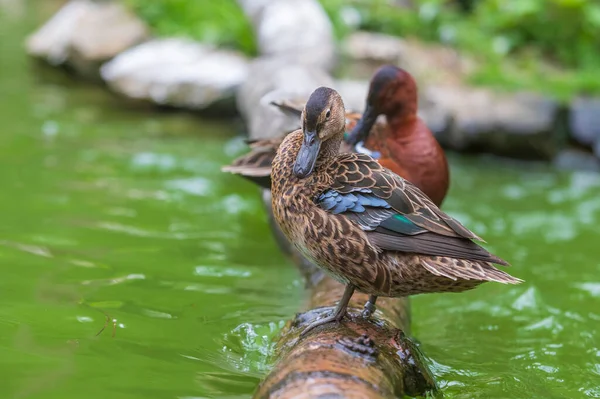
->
[346,105,377,146]
[293,131,321,178]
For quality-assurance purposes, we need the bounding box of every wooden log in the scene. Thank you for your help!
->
[254,191,437,399]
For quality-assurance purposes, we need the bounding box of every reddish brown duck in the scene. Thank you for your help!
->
[346,65,449,207]
[271,87,521,335]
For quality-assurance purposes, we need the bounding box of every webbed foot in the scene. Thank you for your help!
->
[361,295,378,319]
[299,284,356,337]
[361,302,376,318]
[300,309,347,336]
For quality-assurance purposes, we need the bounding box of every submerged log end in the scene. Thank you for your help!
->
[255,279,437,399]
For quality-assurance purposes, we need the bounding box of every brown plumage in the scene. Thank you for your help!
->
[271,87,521,335]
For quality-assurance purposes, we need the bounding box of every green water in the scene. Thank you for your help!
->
[1,4,599,399]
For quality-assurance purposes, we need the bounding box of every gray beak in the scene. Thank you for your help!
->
[293,130,321,178]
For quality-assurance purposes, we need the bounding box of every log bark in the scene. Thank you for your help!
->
[254,190,437,399]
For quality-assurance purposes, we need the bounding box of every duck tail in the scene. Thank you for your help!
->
[421,257,523,284]
[221,150,274,189]
[270,100,304,118]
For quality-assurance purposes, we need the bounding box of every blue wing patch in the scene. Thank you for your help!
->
[317,189,391,214]
[317,189,426,236]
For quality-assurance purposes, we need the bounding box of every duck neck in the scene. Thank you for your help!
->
[315,133,343,170]
[385,81,418,131]
[271,132,302,194]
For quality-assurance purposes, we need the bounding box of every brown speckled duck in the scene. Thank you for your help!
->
[271,87,522,335]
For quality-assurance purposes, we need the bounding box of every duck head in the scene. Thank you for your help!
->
[346,65,418,146]
[293,87,346,179]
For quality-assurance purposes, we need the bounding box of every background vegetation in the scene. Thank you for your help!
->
[124,0,257,55]
[125,0,600,100]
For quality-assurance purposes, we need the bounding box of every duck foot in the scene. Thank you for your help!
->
[300,284,355,337]
[300,311,346,337]
[361,295,378,318]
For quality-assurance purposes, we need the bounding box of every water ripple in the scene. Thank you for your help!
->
[219,322,282,374]
[576,282,600,297]
[0,239,52,258]
[81,274,145,286]
[165,177,212,196]
[194,266,251,278]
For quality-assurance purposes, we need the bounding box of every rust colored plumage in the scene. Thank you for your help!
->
[346,65,449,207]
[271,87,521,334]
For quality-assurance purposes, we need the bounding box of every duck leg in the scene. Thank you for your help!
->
[300,284,355,336]
[361,295,377,318]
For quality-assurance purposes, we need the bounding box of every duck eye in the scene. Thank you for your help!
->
[325,109,331,119]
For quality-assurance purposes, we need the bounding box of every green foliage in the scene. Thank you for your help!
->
[474,0,600,68]
[124,0,257,55]
[320,0,600,99]
[320,0,426,40]
[125,0,600,98]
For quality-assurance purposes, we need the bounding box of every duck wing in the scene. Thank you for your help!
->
[270,99,305,118]
[317,153,509,266]
[221,138,282,189]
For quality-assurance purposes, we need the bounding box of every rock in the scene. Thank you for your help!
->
[342,31,406,66]
[569,97,600,148]
[418,95,454,138]
[26,0,149,77]
[0,0,25,18]
[101,38,249,112]
[554,148,600,172]
[238,0,336,71]
[594,139,600,161]
[236,57,333,139]
[341,32,475,86]
[422,86,487,150]
[236,0,273,19]
[426,86,566,159]
[333,79,368,113]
